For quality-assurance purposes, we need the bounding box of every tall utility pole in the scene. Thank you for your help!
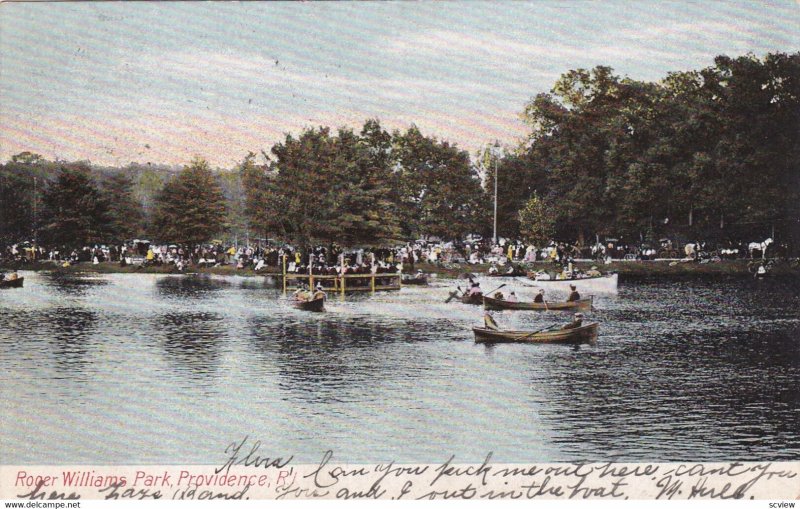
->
[492,140,500,246]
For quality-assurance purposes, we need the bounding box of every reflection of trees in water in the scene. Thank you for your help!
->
[155,276,231,300]
[40,272,109,296]
[525,324,800,461]
[158,311,225,381]
[247,316,439,404]
[47,308,98,375]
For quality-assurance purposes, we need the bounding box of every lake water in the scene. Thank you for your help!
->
[1,270,798,465]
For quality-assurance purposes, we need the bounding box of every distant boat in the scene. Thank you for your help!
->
[527,273,618,294]
[0,277,24,289]
[293,296,325,312]
[473,322,599,344]
[483,295,592,311]
[401,274,428,285]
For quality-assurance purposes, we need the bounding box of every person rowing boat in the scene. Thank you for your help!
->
[567,284,581,302]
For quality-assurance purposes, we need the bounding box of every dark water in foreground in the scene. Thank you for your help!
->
[1,271,798,465]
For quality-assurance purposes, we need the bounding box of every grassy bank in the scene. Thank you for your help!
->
[2,259,797,279]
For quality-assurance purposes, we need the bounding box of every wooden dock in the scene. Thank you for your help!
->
[281,255,401,293]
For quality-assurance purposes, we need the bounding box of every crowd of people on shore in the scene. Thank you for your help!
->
[0,233,791,274]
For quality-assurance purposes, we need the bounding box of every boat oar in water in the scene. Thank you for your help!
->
[444,286,464,303]
[519,323,561,339]
[484,283,507,296]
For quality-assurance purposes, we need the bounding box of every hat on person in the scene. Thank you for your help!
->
[570,284,576,290]
[538,289,545,293]
[574,313,584,318]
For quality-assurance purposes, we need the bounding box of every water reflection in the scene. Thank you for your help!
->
[40,272,109,296]
[1,272,798,463]
[155,275,232,300]
[248,316,442,403]
[158,311,225,381]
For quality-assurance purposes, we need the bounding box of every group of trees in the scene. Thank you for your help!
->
[503,52,799,246]
[1,51,797,251]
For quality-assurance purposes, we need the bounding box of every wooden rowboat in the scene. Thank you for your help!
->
[526,272,618,294]
[483,295,592,311]
[461,293,484,305]
[0,277,24,289]
[473,322,598,344]
[293,296,325,312]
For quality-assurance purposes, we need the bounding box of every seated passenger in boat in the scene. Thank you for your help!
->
[493,291,504,300]
[488,264,498,275]
[484,313,500,330]
[560,313,583,330]
[567,284,581,302]
[468,282,482,296]
[312,283,326,300]
[534,289,545,303]
[506,291,519,303]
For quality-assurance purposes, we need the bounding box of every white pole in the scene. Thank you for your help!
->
[492,141,499,245]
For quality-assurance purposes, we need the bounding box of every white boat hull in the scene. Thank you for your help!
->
[529,273,618,294]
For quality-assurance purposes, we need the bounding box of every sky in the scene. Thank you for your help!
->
[1,1,798,168]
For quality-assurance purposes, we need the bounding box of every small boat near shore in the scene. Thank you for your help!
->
[527,272,618,294]
[293,296,325,312]
[483,295,593,311]
[0,277,24,289]
[473,322,598,344]
[401,274,428,285]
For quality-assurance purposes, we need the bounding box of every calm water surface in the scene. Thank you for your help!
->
[1,270,798,464]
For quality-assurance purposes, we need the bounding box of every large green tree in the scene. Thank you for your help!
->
[267,121,402,247]
[151,157,227,245]
[393,125,482,240]
[40,166,111,247]
[100,171,145,242]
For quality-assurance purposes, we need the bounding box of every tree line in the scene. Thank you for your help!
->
[1,52,797,251]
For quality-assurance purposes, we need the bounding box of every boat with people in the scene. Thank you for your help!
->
[483,294,592,311]
[0,276,24,289]
[401,273,428,285]
[473,321,598,344]
[293,295,325,312]
[461,293,483,305]
[527,272,618,293]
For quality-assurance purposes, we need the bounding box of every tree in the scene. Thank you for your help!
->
[151,157,227,245]
[518,193,555,246]
[40,166,111,247]
[267,121,402,247]
[100,171,144,242]
[393,125,482,240]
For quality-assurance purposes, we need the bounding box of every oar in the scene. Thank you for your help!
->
[444,286,463,303]
[519,323,561,339]
[484,283,507,296]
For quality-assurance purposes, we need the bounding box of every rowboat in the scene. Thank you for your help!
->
[473,322,598,344]
[527,272,618,294]
[0,277,24,289]
[483,295,592,311]
[486,271,527,277]
[293,296,325,312]
[461,293,484,305]
[401,275,428,285]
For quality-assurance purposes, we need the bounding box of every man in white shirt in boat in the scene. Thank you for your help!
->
[561,313,584,330]
[506,291,519,303]
[567,284,581,302]
[534,289,545,303]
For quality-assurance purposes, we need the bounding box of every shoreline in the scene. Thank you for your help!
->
[3,259,798,279]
